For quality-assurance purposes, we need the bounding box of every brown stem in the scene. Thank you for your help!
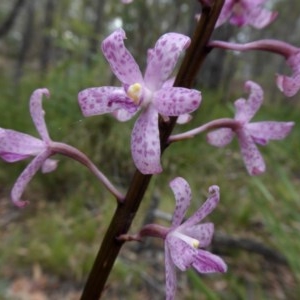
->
[80,1,224,299]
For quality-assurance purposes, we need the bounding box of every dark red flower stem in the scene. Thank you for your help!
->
[80,1,224,299]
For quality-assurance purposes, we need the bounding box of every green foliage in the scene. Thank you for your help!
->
[1,61,300,298]
[1,0,300,298]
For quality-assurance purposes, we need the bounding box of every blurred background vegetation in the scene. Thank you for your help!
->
[0,0,300,299]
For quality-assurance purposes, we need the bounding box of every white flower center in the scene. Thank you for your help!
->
[172,231,200,249]
[127,82,154,108]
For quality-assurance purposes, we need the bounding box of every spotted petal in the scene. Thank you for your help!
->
[183,185,220,228]
[101,28,143,85]
[11,150,52,207]
[30,88,51,142]
[276,73,300,97]
[131,106,162,174]
[215,0,234,27]
[78,87,138,117]
[42,159,58,173]
[182,223,214,248]
[207,128,234,147]
[112,108,138,122]
[0,129,45,162]
[176,114,192,124]
[153,87,201,116]
[169,177,191,227]
[246,6,278,29]
[192,249,227,273]
[235,81,263,123]
[276,52,300,97]
[237,128,265,175]
[144,33,190,90]
[216,0,277,29]
[165,243,177,300]
[167,235,196,271]
[247,121,294,145]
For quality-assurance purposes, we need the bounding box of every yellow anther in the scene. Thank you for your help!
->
[127,83,142,105]
[192,239,200,249]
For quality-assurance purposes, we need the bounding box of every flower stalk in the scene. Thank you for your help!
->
[209,39,298,58]
[50,142,125,201]
[80,1,225,299]
[168,118,238,143]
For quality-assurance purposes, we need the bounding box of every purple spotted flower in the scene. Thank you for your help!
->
[119,178,227,298]
[165,177,227,300]
[207,81,294,175]
[216,0,277,29]
[78,28,201,174]
[0,89,57,207]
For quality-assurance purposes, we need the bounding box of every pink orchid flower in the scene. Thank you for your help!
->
[0,89,57,207]
[119,177,227,299]
[216,0,277,29]
[78,28,201,174]
[207,81,294,175]
[165,177,227,300]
